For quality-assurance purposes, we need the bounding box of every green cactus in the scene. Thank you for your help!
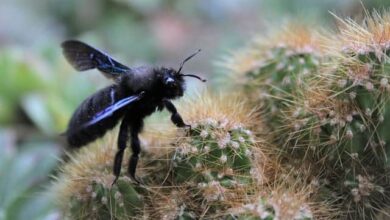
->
[242,31,322,132]
[226,196,314,220]
[52,135,148,219]
[322,168,390,219]
[222,11,390,219]
[150,113,263,219]
[66,178,142,220]
[248,47,319,122]
[226,199,276,220]
[172,118,255,187]
[270,11,390,219]
[280,38,390,164]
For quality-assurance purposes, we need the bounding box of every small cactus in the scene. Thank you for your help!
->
[276,10,390,219]
[225,174,331,220]
[228,196,314,220]
[221,11,390,219]
[53,133,143,219]
[321,168,390,219]
[143,189,197,220]
[147,92,277,219]
[172,118,255,187]
[223,23,325,132]
[278,11,390,166]
[67,178,142,220]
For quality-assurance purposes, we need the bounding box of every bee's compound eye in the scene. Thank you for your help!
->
[165,77,174,85]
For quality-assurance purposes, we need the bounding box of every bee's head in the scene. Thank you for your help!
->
[161,49,206,99]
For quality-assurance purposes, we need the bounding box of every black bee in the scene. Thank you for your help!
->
[61,40,205,184]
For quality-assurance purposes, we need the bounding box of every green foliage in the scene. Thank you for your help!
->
[0,52,45,124]
[0,130,60,220]
[21,73,97,135]
[0,49,98,134]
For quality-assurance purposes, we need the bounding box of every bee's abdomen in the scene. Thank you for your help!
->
[66,86,127,147]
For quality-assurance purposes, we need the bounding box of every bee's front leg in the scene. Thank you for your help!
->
[163,99,191,132]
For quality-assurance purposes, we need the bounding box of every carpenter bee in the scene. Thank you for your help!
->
[62,40,205,184]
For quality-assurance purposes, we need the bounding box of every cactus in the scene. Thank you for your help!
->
[273,10,390,219]
[67,178,142,220]
[279,11,390,166]
[170,93,271,184]
[222,11,390,219]
[228,196,313,220]
[172,118,255,186]
[222,23,324,132]
[224,171,334,220]
[137,93,280,219]
[166,93,262,218]
[168,119,257,218]
[323,169,390,219]
[53,133,144,219]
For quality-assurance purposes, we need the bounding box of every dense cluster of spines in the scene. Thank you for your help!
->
[68,178,142,220]
[172,118,255,186]
[227,194,314,220]
[314,44,390,218]
[236,12,390,219]
[162,117,259,218]
[231,25,325,137]
[53,135,144,220]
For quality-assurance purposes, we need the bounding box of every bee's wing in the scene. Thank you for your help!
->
[62,40,131,80]
[82,92,145,128]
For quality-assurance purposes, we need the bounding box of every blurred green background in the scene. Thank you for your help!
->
[0,0,389,219]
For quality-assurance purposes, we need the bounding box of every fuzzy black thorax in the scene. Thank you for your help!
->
[61,40,204,184]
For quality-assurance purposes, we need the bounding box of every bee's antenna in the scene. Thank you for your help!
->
[181,74,206,82]
[177,49,201,74]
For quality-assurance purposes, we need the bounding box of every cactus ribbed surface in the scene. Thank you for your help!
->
[173,118,255,186]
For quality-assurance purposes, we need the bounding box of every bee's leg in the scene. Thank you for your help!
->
[112,118,130,186]
[163,100,190,130]
[128,119,144,184]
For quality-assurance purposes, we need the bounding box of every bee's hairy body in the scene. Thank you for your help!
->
[66,67,184,147]
[61,40,203,184]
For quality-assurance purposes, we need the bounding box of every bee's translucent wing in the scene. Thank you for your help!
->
[62,40,131,79]
[82,92,144,128]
